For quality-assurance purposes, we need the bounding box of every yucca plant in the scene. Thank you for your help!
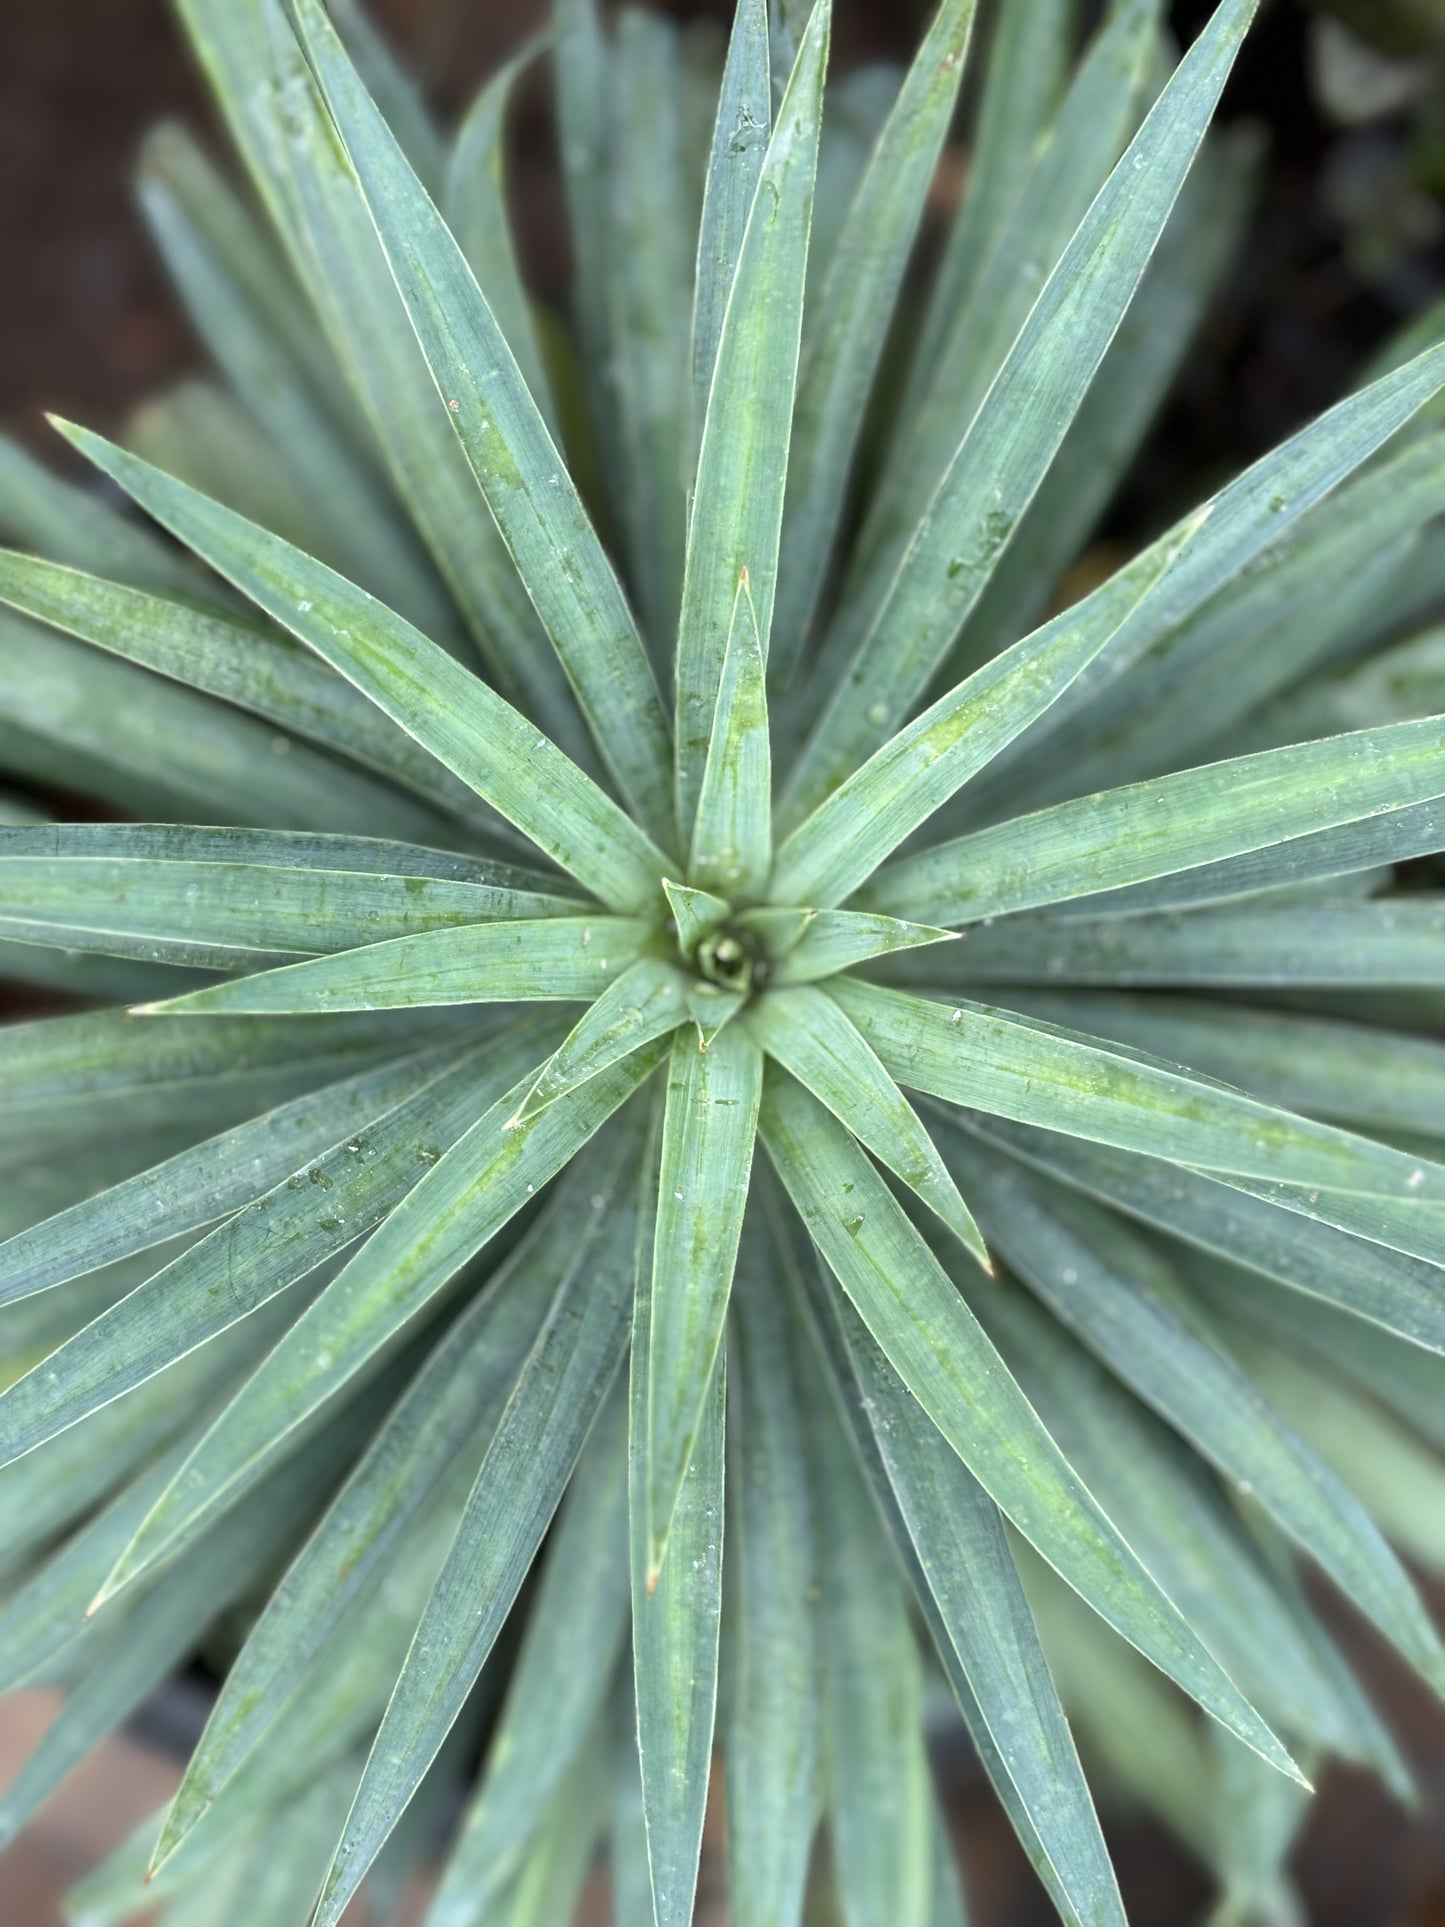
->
[4,0,1445,1921]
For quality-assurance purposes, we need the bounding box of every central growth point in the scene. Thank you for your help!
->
[694,924,764,993]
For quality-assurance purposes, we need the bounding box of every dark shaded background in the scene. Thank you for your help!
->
[2,2,1445,1922]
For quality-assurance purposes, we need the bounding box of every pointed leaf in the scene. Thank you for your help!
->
[675,1,830,834]
[631,1171,726,1927]
[902,0,1076,421]
[138,122,455,638]
[929,898,1445,987]
[158,1193,568,1861]
[144,917,651,1016]
[835,978,1445,1206]
[947,1108,1445,1357]
[512,960,691,1122]
[445,35,556,430]
[948,1140,1445,1692]
[57,424,668,910]
[767,910,957,985]
[95,1039,667,1601]
[788,1227,1125,1927]
[783,0,1255,819]
[662,877,730,958]
[309,1130,641,1927]
[722,1216,819,1927]
[291,0,676,850]
[176,0,588,740]
[0,432,204,600]
[804,1348,932,1927]
[602,9,696,656]
[0,549,504,843]
[692,0,770,437]
[989,992,1445,1140]
[644,1024,762,1576]
[770,521,1188,908]
[0,1033,497,1304]
[0,825,580,970]
[744,986,987,1260]
[426,1394,629,1926]
[759,1067,1301,1780]
[690,569,771,899]
[0,609,406,837]
[771,0,978,679]
[0,1026,551,1463]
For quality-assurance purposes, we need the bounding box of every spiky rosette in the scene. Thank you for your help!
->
[2,1,1445,1923]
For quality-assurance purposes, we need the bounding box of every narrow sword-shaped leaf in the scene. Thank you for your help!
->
[900,0,1077,429]
[978,992,1445,1140]
[1184,1256,1445,1453]
[308,1130,641,1927]
[782,0,1252,821]
[1214,1323,1445,1576]
[0,1034,488,1303]
[177,0,586,742]
[759,1068,1301,1779]
[744,987,987,1261]
[0,1297,303,1579]
[0,1004,463,1154]
[942,130,1256,690]
[0,1028,552,1461]
[824,0,1157,716]
[675,2,830,836]
[0,432,205,601]
[690,570,771,899]
[0,550,505,844]
[156,1195,568,1864]
[803,1345,931,1927]
[0,1441,343,1849]
[770,0,978,680]
[94,1040,668,1603]
[291,0,676,851]
[866,718,1445,927]
[835,979,1445,1206]
[942,1108,1445,1356]
[328,0,446,192]
[765,910,957,985]
[603,9,696,658]
[691,0,770,441]
[0,1432,201,1693]
[552,0,621,492]
[0,610,407,837]
[0,827,580,970]
[722,1216,818,1927]
[141,918,651,1017]
[790,1241,1126,1927]
[632,1238,726,1927]
[511,959,691,1122]
[931,899,1445,987]
[1009,433,1445,809]
[1014,1542,1217,1866]
[459,1713,613,1927]
[57,424,668,911]
[947,1139,1445,1690]
[955,342,1445,804]
[770,524,1188,908]
[426,1395,629,1927]
[138,123,456,640]
[445,35,556,432]
[644,1024,761,1577]
[1042,795,1445,920]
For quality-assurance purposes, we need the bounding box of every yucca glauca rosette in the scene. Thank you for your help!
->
[3,0,1445,1921]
